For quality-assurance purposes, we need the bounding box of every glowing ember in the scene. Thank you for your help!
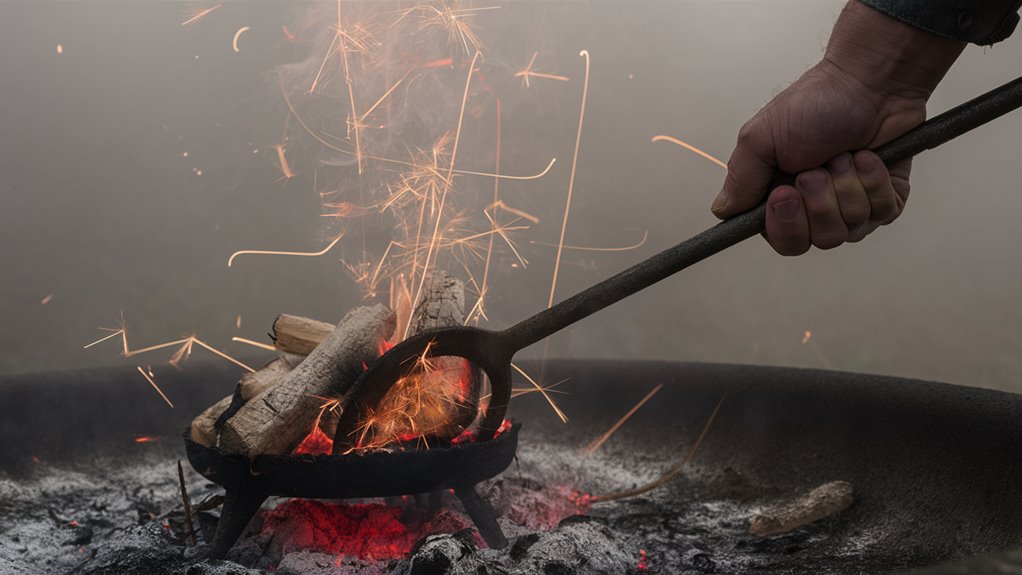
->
[258,499,475,560]
[133,435,161,444]
[293,426,334,455]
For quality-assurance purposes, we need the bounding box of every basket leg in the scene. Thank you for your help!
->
[454,485,507,549]
[210,489,267,560]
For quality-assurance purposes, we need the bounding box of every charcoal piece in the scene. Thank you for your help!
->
[691,552,716,573]
[406,532,475,575]
[74,524,183,575]
[506,522,631,575]
[509,533,540,560]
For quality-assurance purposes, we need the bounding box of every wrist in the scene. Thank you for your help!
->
[823,0,965,100]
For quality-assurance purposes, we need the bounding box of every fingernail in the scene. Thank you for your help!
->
[772,198,801,222]
[797,169,827,195]
[829,153,852,174]
[711,190,728,215]
[854,152,877,173]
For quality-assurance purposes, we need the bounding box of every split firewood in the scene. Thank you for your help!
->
[190,355,303,447]
[749,481,855,537]
[370,272,481,442]
[272,314,335,355]
[189,395,233,447]
[212,354,304,434]
[219,304,396,458]
[239,354,304,400]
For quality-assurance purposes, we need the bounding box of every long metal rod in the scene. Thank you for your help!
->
[503,75,1022,349]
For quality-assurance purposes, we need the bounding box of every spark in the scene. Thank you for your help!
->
[235,314,241,329]
[280,66,557,182]
[515,52,570,88]
[405,50,480,339]
[181,3,222,27]
[231,336,276,351]
[651,135,727,170]
[336,0,364,173]
[453,157,557,181]
[274,143,295,179]
[137,366,174,408]
[512,363,568,423]
[40,292,54,305]
[227,234,342,268]
[802,330,812,344]
[83,329,125,350]
[397,2,497,57]
[86,317,253,372]
[232,26,250,53]
[583,383,663,456]
[593,394,726,502]
[507,377,569,399]
[532,230,648,253]
[56,44,63,55]
[133,436,161,444]
[548,50,590,309]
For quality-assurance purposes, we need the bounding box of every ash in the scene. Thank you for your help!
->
[1,442,883,575]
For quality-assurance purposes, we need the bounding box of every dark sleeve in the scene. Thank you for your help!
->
[858,0,1022,45]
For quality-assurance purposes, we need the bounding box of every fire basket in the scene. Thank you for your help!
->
[183,421,519,558]
[3,359,1022,574]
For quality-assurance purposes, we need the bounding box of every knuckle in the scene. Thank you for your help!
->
[736,121,759,147]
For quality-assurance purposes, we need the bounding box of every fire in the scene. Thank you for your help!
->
[347,355,478,452]
[88,0,674,455]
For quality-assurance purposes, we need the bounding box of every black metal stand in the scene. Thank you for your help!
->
[454,485,508,549]
[211,489,268,559]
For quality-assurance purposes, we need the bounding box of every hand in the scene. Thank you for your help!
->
[711,0,964,255]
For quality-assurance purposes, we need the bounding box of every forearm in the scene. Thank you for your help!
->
[825,1,966,101]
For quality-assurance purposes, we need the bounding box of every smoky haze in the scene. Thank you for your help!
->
[1,1,1020,398]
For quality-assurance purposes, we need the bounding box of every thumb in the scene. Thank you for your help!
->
[712,123,777,219]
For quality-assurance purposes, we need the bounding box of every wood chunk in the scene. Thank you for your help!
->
[190,395,233,447]
[213,354,304,435]
[219,304,396,457]
[749,481,854,537]
[272,314,335,356]
[408,272,469,335]
[238,354,303,402]
[405,272,481,438]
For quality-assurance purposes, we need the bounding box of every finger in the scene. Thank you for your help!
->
[797,168,848,250]
[713,118,776,219]
[826,153,871,236]
[765,185,810,256]
[854,151,902,225]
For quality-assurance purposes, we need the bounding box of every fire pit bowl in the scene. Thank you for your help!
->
[183,422,519,558]
[3,359,1022,574]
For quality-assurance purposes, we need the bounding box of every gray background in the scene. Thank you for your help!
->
[1,1,1019,396]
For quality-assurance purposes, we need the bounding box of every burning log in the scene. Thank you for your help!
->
[271,314,335,356]
[749,480,855,537]
[360,272,482,446]
[218,304,396,457]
